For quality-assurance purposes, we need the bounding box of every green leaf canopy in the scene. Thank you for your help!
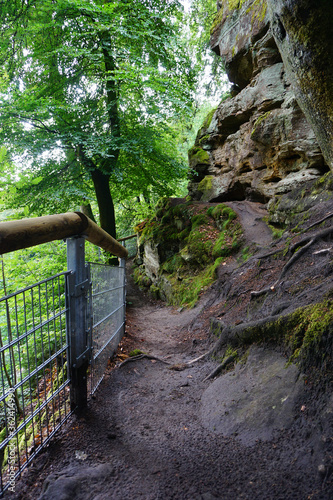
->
[0,0,195,237]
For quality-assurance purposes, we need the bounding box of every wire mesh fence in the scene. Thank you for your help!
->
[0,213,129,495]
[0,273,71,495]
[122,236,137,259]
[89,262,126,395]
[0,247,126,495]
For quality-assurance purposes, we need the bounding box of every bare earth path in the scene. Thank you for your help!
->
[11,266,331,499]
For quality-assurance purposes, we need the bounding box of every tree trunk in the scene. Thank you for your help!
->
[100,32,120,172]
[267,0,333,170]
[91,169,117,239]
[80,202,97,223]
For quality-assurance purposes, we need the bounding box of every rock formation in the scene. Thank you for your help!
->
[266,0,333,171]
[188,0,329,204]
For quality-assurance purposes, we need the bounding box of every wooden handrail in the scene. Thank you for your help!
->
[0,212,128,258]
[118,234,137,242]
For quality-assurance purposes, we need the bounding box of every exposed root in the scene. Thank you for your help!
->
[279,238,315,280]
[300,212,333,233]
[251,226,333,298]
[289,226,333,253]
[187,352,210,365]
[187,315,281,367]
[118,354,170,368]
[203,355,235,382]
[186,334,231,365]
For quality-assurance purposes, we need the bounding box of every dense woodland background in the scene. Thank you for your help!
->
[0,0,230,287]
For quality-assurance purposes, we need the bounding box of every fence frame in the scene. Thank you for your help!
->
[0,212,128,495]
[89,258,126,395]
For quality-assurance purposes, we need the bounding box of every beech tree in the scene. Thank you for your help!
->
[0,0,194,237]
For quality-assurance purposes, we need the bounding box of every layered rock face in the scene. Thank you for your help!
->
[188,0,329,204]
[267,0,333,171]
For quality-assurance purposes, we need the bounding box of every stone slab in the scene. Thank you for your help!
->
[200,346,305,446]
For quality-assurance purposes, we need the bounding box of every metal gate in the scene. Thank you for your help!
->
[0,272,71,495]
[0,213,129,496]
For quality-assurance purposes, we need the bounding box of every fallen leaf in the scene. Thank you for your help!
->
[75,450,87,460]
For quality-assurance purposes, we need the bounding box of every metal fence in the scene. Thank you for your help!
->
[0,232,127,496]
[0,272,71,495]
[89,261,126,394]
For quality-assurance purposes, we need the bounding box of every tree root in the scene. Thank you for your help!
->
[251,226,333,298]
[187,314,283,368]
[118,354,170,368]
[300,212,333,233]
[187,352,210,365]
[289,226,333,253]
[203,355,235,382]
[186,333,232,365]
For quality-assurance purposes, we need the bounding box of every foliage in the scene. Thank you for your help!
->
[186,0,228,101]
[1,240,101,296]
[0,0,195,237]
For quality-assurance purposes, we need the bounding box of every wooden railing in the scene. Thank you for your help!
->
[0,212,128,258]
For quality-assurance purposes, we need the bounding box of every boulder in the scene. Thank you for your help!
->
[201,346,305,446]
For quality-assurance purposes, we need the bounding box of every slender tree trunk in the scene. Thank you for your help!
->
[80,202,97,223]
[77,145,117,239]
[90,169,117,239]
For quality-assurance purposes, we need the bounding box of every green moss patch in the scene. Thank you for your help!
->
[188,146,210,165]
[133,266,152,288]
[216,299,333,377]
[201,108,217,131]
[166,257,225,309]
[197,176,213,194]
[129,349,144,357]
[285,300,333,370]
[133,201,244,308]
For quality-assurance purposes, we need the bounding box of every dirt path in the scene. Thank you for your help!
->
[225,201,273,247]
[11,270,331,500]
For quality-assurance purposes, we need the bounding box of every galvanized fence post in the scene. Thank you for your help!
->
[119,258,126,335]
[66,237,91,412]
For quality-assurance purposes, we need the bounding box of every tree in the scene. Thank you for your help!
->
[186,0,228,103]
[0,0,194,238]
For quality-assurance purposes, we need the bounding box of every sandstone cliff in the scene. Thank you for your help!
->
[188,0,329,204]
[266,0,333,171]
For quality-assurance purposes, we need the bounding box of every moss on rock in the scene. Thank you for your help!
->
[213,299,333,378]
[197,176,214,194]
[133,200,244,308]
[188,146,210,164]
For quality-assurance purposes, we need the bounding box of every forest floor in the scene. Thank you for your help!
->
[8,198,333,499]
